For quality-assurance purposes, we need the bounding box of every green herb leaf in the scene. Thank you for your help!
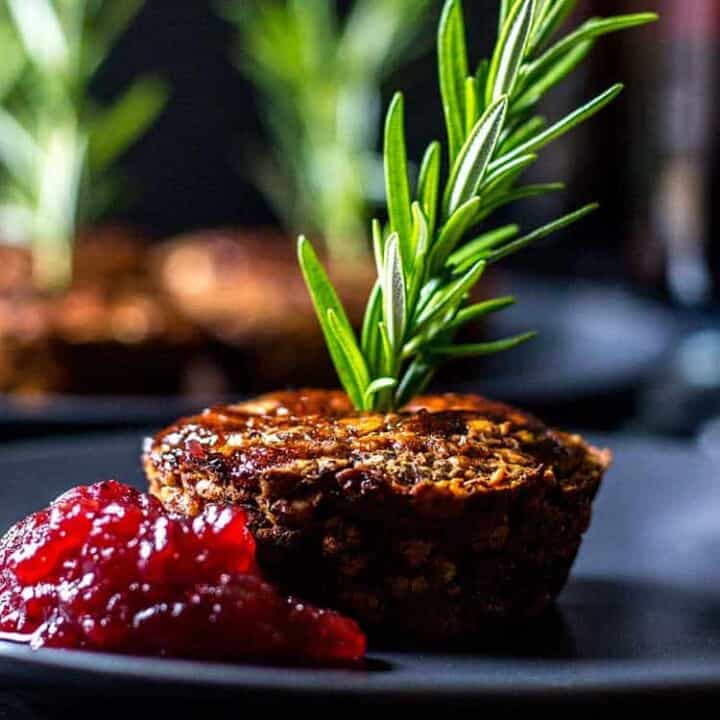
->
[378,321,394,377]
[361,280,383,376]
[298,235,367,407]
[526,0,577,57]
[447,224,520,268]
[476,182,565,219]
[428,196,482,275]
[384,93,413,261]
[298,235,357,339]
[438,0,469,162]
[530,0,552,35]
[364,377,398,404]
[498,0,512,34]
[488,203,598,263]
[521,13,658,92]
[382,233,407,351]
[415,259,486,331]
[445,95,508,215]
[395,356,437,408]
[429,331,537,357]
[0,24,26,103]
[327,308,371,409]
[486,0,535,106]
[408,203,430,311]
[372,218,384,278]
[513,39,592,114]
[417,141,441,237]
[464,76,479,135]
[498,114,545,154]
[410,202,430,260]
[475,58,490,115]
[447,296,516,331]
[491,84,623,167]
[85,0,144,72]
[476,152,537,198]
[416,276,443,314]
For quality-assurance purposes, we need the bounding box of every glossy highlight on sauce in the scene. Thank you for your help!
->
[0,480,365,663]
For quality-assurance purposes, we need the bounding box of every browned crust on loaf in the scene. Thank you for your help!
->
[144,389,610,641]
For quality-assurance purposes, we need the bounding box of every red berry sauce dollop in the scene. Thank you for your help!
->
[0,480,365,663]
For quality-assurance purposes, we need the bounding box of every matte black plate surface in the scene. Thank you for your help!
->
[0,432,718,702]
[460,276,675,402]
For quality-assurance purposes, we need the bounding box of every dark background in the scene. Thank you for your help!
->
[103,0,668,288]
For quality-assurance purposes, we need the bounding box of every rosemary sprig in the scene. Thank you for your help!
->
[227,0,432,263]
[0,0,167,290]
[299,0,657,412]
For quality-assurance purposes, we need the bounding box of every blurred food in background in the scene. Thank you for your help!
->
[155,228,373,390]
[155,0,430,390]
[0,0,201,396]
[0,0,431,398]
[0,228,200,396]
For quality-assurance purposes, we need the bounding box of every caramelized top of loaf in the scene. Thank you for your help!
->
[146,389,610,499]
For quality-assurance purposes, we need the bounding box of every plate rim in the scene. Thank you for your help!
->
[1,639,720,699]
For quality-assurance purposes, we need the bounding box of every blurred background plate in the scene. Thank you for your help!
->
[447,274,678,405]
[0,430,719,703]
[0,396,215,438]
[0,276,678,438]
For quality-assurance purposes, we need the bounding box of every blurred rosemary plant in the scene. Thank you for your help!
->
[0,0,167,290]
[298,0,657,411]
[226,0,432,262]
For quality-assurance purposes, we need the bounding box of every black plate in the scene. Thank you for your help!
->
[457,275,675,403]
[0,431,719,703]
[0,277,675,430]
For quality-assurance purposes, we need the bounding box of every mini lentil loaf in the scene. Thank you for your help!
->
[144,389,610,642]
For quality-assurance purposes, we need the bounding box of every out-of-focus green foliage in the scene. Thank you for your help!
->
[0,0,168,290]
[225,0,432,261]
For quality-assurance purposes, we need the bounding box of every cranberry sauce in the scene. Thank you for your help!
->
[0,480,365,663]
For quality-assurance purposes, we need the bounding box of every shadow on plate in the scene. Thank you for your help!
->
[371,577,720,662]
